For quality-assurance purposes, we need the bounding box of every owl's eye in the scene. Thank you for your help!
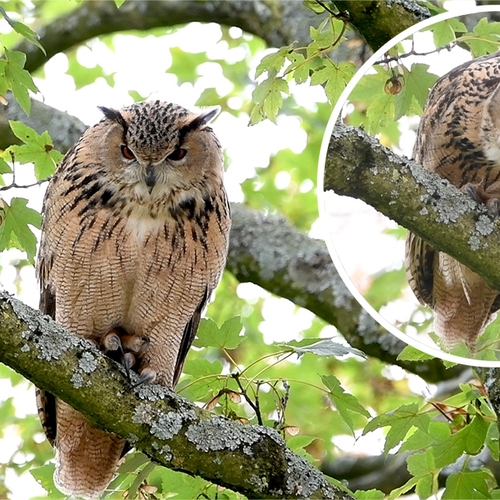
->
[167,148,187,161]
[121,145,136,160]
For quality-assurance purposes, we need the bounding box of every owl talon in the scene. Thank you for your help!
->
[100,329,124,355]
[463,183,500,215]
[130,366,157,388]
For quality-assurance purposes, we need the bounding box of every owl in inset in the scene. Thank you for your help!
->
[406,52,500,350]
[36,100,231,499]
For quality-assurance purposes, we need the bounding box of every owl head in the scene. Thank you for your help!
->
[83,100,223,207]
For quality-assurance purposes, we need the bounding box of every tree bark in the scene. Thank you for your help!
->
[324,124,500,291]
[0,290,351,500]
[331,0,430,51]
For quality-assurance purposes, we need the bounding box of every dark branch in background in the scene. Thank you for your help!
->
[21,0,322,74]
[331,0,430,51]
[0,291,351,500]
[324,124,500,291]
[0,94,86,151]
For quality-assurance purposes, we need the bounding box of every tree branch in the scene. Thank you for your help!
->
[0,290,351,500]
[324,124,500,291]
[331,0,430,51]
[20,0,322,74]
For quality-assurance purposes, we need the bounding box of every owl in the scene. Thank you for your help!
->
[406,51,500,350]
[36,100,231,499]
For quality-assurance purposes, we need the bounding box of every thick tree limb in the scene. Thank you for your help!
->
[324,124,500,291]
[0,290,351,500]
[0,94,86,151]
[22,0,321,74]
[331,0,430,51]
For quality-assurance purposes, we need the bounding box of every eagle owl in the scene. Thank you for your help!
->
[36,100,231,498]
[406,52,500,350]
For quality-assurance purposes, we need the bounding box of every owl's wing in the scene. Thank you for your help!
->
[405,232,435,308]
[36,243,58,445]
[172,286,210,385]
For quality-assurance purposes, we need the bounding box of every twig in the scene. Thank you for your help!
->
[232,372,263,425]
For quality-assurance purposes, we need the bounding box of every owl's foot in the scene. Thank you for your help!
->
[130,366,157,388]
[101,328,154,385]
[463,183,500,214]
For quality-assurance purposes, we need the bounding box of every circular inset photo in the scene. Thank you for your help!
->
[319,7,500,366]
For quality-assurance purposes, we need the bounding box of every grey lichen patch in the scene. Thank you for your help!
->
[150,412,184,440]
[133,402,156,425]
[419,208,429,216]
[475,214,494,236]
[71,372,84,389]
[128,433,139,444]
[135,380,173,402]
[133,402,196,441]
[467,214,495,251]
[284,449,336,499]
[20,344,30,352]
[248,474,268,493]
[186,416,274,454]
[78,351,98,374]
[161,444,173,461]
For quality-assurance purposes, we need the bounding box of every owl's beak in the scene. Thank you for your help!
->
[145,165,156,191]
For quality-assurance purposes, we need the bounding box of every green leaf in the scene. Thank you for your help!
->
[286,435,316,461]
[425,18,467,47]
[349,66,395,134]
[114,0,126,6]
[0,157,12,176]
[363,403,430,454]
[400,421,449,453]
[66,52,108,90]
[394,64,438,120]
[149,467,209,498]
[193,316,243,349]
[310,61,355,104]
[2,49,39,115]
[322,374,370,434]
[443,469,495,499]
[365,267,406,310]
[433,416,489,468]
[255,46,292,79]
[397,344,435,361]
[464,17,500,57]
[30,464,66,498]
[283,338,366,359]
[0,197,42,264]
[12,21,46,54]
[355,490,385,499]
[8,121,62,179]
[250,76,289,124]
[407,449,437,499]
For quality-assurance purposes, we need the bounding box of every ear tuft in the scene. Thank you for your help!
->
[98,106,128,131]
[191,107,221,129]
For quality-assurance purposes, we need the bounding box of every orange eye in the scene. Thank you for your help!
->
[121,145,135,160]
[167,148,187,161]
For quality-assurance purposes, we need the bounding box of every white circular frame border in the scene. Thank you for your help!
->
[317,5,500,367]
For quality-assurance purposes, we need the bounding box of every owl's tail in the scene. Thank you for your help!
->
[54,400,126,499]
[433,254,499,350]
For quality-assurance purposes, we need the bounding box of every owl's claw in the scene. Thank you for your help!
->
[101,329,152,384]
[101,329,124,355]
[130,366,157,389]
[463,183,500,215]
